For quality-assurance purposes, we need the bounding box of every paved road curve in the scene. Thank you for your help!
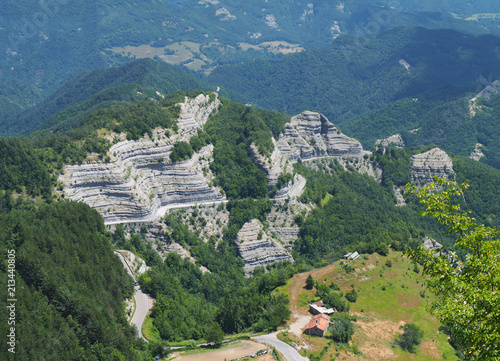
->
[130,285,154,341]
[114,251,154,341]
[252,332,308,361]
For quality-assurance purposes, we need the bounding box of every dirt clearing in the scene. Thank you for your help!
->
[170,340,273,361]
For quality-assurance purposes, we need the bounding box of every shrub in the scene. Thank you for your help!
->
[396,323,424,353]
[345,289,358,303]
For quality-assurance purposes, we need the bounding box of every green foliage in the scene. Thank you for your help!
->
[170,142,194,162]
[345,289,358,303]
[136,213,293,342]
[305,274,314,290]
[189,131,211,152]
[406,178,500,359]
[293,162,450,264]
[329,313,355,343]
[396,323,424,353]
[2,59,210,136]
[0,138,53,198]
[209,27,500,128]
[80,99,179,141]
[205,98,289,199]
[0,201,147,360]
[453,156,500,229]
[205,323,224,347]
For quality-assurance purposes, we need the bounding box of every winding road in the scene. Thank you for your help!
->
[114,251,154,341]
[252,332,308,361]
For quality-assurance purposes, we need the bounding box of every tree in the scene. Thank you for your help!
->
[205,322,224,347]
[396,323,423,353]
[305,274,314,290]
[345,289,358,303]
[406,178,500,360]
[329,313,354,343]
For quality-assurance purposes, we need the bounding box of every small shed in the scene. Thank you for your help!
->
[343,251,360,261]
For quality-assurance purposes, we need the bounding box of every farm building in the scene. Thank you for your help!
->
[304,314,331,337]
[309,301,335,315]
[343,251,360,261]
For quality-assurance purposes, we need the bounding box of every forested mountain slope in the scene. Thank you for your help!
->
[209,27,500,125]
[343,84,500,169]
[0,59,210,136]
[2,58,500,357]
[1,0,498,117]
[0,199,153,360]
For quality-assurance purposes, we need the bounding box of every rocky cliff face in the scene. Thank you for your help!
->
[276,111,364,162]
[470,143,485,161]
[410,148,453,185]
[375,134,404,148]
[469,80,500,117]
[60,94,225,224]
[116,250,150,277]
[249,138,293,188]
[235,219,293,275]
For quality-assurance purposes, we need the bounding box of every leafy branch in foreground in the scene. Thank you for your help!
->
[406,178,500,360]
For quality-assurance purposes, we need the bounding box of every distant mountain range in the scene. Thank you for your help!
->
[1,0,500,115]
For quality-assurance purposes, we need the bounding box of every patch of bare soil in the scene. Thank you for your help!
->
[170,341,273,361]
[421,339,441,359]
[352,317,403,361]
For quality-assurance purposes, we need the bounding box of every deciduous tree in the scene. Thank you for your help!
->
[406,178,500,360]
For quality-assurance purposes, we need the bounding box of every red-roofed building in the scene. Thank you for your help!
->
[304,314,331,337]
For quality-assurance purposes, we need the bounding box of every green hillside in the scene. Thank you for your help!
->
[209,27,500,125]
[1,59,210,136]
[0,200,154,360]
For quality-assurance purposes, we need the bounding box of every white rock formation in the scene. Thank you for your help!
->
[60,93,225,224]
[235,219,293,275]
[469,80,500,117]
[375,134,404,148]
[410,148,454,185]
[117,250,150,277]
[470,143,485,161]
[276,111,364,162]
[215,7,236,21]
[249,138,293,188]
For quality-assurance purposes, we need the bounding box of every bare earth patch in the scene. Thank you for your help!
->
[353,317,402,361]
[421,339,441,359]
[170,340,272,361]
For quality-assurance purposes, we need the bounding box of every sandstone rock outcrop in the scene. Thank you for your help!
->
[235,219,293,275]
[60,93,225,224]
[276,111,364,162]
[410,148,453,185]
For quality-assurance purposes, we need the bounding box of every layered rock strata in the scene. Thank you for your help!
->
[276,111,364,162]
[410,148,453,185]
[235,219,293,275]
[60,94,225,224]
[249,138,293,188]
